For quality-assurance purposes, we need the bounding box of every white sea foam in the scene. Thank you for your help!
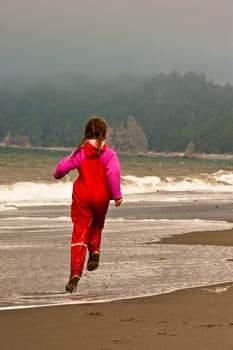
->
[0,216,70,221]
[0,181,72,205]
[212,170,233,185]
[122,171,233,194]
[0,204,18,212]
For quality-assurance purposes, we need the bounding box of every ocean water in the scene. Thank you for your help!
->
[1,147,233,309]
[1,147,233,208]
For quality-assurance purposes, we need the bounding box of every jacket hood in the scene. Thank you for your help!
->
[83,140,106,157]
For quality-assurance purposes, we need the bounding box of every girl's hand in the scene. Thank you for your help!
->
[114,199,122,207]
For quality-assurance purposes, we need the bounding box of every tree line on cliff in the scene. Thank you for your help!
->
[0,71,232,153]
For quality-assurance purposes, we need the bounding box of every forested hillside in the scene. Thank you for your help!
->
[0,72,233,153]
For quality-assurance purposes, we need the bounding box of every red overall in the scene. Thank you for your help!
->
[70,142,112,277]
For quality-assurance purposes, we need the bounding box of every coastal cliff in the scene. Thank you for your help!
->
[1,116,149,154]
[107,115,148,153]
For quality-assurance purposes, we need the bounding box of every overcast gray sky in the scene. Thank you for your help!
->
[0,0,232,84]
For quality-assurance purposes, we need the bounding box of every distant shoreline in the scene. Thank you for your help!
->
[0,143,73,153]
[1,143,233,160]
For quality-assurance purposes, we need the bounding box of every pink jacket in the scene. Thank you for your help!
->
[53,142,122,201]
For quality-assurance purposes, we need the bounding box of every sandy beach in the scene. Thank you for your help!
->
[0,281,233,350]
[1,227,233,350]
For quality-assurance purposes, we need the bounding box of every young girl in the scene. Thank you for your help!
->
[53,116,122,293]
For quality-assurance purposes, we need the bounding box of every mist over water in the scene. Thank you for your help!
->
[0,0,232,84]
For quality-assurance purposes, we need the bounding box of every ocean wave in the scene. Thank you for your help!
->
[121,171,233,193]
[1,170,233,207]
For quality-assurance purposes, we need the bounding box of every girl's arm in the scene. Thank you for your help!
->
[53,154,77,179]
[102,150,122,200]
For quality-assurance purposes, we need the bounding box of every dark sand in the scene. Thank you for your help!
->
[1,228,233,350]
[158,227,233,246]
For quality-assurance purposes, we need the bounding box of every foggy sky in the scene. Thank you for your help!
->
[0,0,232,84]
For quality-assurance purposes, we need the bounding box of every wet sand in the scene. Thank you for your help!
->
[0,281,233,350]
[1,228,233,350]
[158,227,233,246]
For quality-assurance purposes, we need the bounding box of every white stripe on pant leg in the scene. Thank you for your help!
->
[71,243,88,247]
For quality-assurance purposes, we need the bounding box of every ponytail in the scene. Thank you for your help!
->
[96,134,103,155]
[71,136,86,159]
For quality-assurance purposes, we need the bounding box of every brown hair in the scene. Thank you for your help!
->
[72,116,107,157]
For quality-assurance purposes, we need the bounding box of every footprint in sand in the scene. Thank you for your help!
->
[113,338,130,344]
[120,316,136,322]
[87,311,104,319]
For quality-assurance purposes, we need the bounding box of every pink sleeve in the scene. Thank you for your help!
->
[101,149,122,199]
[53,151,82,179]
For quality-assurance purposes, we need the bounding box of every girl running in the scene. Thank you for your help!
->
[53,116,122,293]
